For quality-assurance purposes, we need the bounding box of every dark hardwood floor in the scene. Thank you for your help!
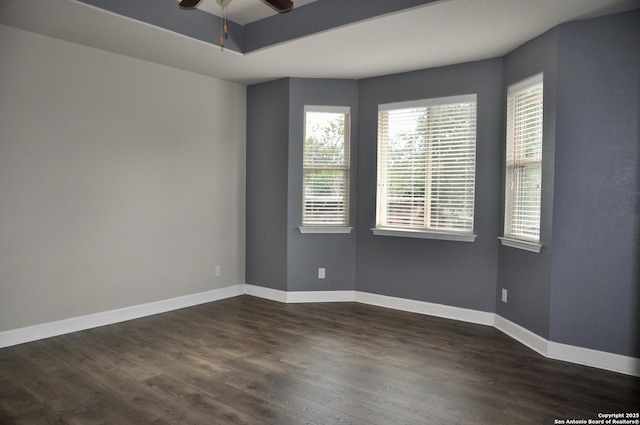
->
[0,295,638,424]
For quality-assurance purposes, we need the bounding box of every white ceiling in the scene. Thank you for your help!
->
[1,0,638,85]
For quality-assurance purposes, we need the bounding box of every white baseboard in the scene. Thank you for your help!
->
[244,284,288,303]
[287,290,356,303]
[243,286,493,325]
[493,314,548,356]
[547,340,640,376]
[355,291,495,326]
[494,315,640,377]
[244,285,356,303]
[2,284,638,377]
[0,284,243,349]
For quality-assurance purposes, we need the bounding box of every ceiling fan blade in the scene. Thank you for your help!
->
[179,0,202,9]
[263,0,294,13]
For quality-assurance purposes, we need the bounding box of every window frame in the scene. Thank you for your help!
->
[372,94,478,242]
[299,105,352,234]
[501,73,544,253]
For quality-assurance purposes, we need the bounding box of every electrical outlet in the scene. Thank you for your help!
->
[215,266,221,277]
[501,288,508,303]
[318,268,325,279]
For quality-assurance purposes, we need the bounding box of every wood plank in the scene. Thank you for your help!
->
[0,295,638,424]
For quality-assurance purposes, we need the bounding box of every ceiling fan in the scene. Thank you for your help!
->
[178,0,294,14]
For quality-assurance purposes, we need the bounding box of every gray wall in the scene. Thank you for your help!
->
[246,79,290,290]
[497,10,640,356]
[287,79,359,292]
[246,78,358,292]
[245,10,640,358]
[550,10,640,357]
[496,29,558,339]
[356,60,503,312]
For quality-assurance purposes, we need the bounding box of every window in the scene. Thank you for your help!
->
[501,73,543,252]
[374,94,477,241]
[301,106,351,232]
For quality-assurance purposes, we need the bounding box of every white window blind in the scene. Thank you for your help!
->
[376,94,477,235]
[302,106,350,227]
[504,74,543,244]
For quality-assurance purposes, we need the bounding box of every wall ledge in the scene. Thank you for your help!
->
[2,285,637,377]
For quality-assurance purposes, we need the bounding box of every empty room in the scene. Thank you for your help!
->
[1,0,639,424]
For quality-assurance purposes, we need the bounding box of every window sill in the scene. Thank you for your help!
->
[499,237,542,253]
[371,227,476,242]
[299,226,353,234]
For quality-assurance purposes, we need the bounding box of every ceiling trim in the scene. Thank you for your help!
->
[78,0,244,51]
[76,0,441,53]
[242,0,442,52]
[2,0,637,85]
